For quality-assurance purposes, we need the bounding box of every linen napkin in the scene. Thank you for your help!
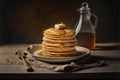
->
[25,52,105,72]
[22,44,106,72]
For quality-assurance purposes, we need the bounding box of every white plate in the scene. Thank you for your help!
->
[32,46,90,63]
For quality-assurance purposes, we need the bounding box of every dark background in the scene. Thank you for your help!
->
[0,0,119,44]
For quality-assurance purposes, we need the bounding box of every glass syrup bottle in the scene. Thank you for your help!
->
[75,2,98,50]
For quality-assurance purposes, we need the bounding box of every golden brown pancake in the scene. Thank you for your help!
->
[42,50,81,57]
[43,37,77,43]
[43,34,76,40]
[41,23,77,58]
[42,41,77,47]
[44,28,75,36]
[42,45,76,52]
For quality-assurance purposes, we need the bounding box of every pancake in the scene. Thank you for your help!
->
[43,34,76,40]
[41,23,77,58]
[42,41,77,47]
[42,50,81,57]
[43,37,77,43]
[42,45,76,52]
[44,28,75,36]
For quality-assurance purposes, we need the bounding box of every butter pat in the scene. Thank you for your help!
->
[55,23,66,29]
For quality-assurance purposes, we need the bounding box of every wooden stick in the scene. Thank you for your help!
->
[16,50,34,72]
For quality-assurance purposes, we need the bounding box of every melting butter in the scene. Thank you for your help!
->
[54,23,66,35]
[55,23,66,29]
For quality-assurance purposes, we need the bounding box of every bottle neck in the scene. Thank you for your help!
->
[80,11,90,15]
[80,10,90,13]
[80,11,91,20]
[78,11,95,33]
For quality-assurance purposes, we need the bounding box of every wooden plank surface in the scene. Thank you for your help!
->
[0,43,119,79]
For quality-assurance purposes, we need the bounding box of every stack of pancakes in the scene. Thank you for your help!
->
[41,23,78,58]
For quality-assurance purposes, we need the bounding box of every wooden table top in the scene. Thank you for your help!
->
[0,43,119,79]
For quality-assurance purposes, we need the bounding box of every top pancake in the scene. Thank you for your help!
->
[44,28,75,36]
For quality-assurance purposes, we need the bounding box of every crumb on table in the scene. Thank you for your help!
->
[4,57,23,64]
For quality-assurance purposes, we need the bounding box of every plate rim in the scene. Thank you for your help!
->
[32,46,90,63]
